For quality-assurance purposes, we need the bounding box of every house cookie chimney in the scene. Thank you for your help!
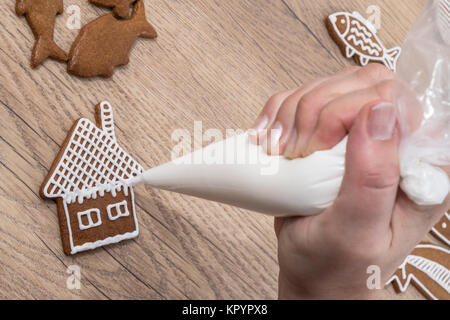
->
[96,101,116,141]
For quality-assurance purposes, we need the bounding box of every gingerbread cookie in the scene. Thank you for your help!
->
[15,0,68,68]
[432,212,450,246]
[67,0,157,78]
[326,11,401,72]
[89,0,136,19]
[40,101,143,255]
[387,243,450,300]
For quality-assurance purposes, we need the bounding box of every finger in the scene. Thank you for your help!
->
[263,67,361,155]
[262,78,329,154]
[274,217,285,239]
[249,89,296,145]
[289,64,394,158]
[300,80,393,157]
[327,102,400,238]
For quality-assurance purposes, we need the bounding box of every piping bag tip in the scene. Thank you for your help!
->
[129,174,144,187]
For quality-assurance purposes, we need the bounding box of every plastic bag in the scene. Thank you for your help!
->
[396,0,450,205]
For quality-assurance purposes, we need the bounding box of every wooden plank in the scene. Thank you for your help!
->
[0,0,440,300]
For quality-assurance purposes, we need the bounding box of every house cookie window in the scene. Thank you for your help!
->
[77,209,102,230]
[107,200,130,221]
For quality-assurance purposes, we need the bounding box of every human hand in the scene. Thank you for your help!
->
[252,64,450,299]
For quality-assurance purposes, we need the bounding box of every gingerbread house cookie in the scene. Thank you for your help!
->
[41,101,143,255]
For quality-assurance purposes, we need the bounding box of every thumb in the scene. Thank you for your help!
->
[331,102,400,234]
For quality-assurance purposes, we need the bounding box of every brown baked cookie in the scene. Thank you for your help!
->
[432,212,449,246]
[40,101,143,255]
[67,0,157,78]
[15,0,68,68]
[326,11,401,72]
[89,0,136,19]
[387,243,449,300]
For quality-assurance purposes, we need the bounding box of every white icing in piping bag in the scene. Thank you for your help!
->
[132,131,448,217]
[133,133,345,217]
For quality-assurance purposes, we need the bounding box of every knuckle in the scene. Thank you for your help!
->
[319,105,339,122]
[361,166,400,190]
[315,107,344,138]
[264,91,287,115]
[267,91,287,107]
[297,93,319,113]
[341,66,361,74]
[359,63,393,82]
[374,80,394,101]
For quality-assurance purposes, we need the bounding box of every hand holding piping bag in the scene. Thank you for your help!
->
[255,1,449,299]
[254,64,449,299]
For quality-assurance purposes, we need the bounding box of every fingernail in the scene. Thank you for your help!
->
[368,103,396,141]
[263,122,283,153]
[253,115,269,133]
[249,115,269,144]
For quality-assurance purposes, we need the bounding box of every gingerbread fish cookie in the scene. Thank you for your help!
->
[15,0,68,68]
[388,244,450,300]
[89,0,136,19]
[432,212,449,246]
[326,11,401,72]
[40,101,143,255]
[67,0,157,78]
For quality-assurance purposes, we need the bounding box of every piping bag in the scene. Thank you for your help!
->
[133,0,449,217]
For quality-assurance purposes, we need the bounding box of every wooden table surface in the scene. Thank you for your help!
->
[0,0,437,299]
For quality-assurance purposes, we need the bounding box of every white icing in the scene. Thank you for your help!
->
[107,200,130,221]
[137,133,346,217]
[328,11,402,71]
[387,244,450,300]
[43,101,142,254]
[64,181,130,204]
[77,208,102,230]
[347,35,381,56]
[99,101,116,140]
[350,20,372,37]
[136,132,448,217]
[346,46,355,57]
[71,231,139,255]
[42,101,143,201]
[400,159,450,206]
[406,255,450,293]
[432,212,450,246]
[66,185,139,255]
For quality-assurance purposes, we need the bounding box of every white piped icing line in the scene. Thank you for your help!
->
[77,208,102,230]
[63,180,130,204]
[328,11,402,71]
[347,34,381,56]
[432,212,450,246]
[71,231,139,255]
[42,101,143,201]
[387,244,450,300]
[99,101,115,140]
[107,200,130,221]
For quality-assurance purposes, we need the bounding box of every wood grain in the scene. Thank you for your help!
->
[0,0,440,299]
